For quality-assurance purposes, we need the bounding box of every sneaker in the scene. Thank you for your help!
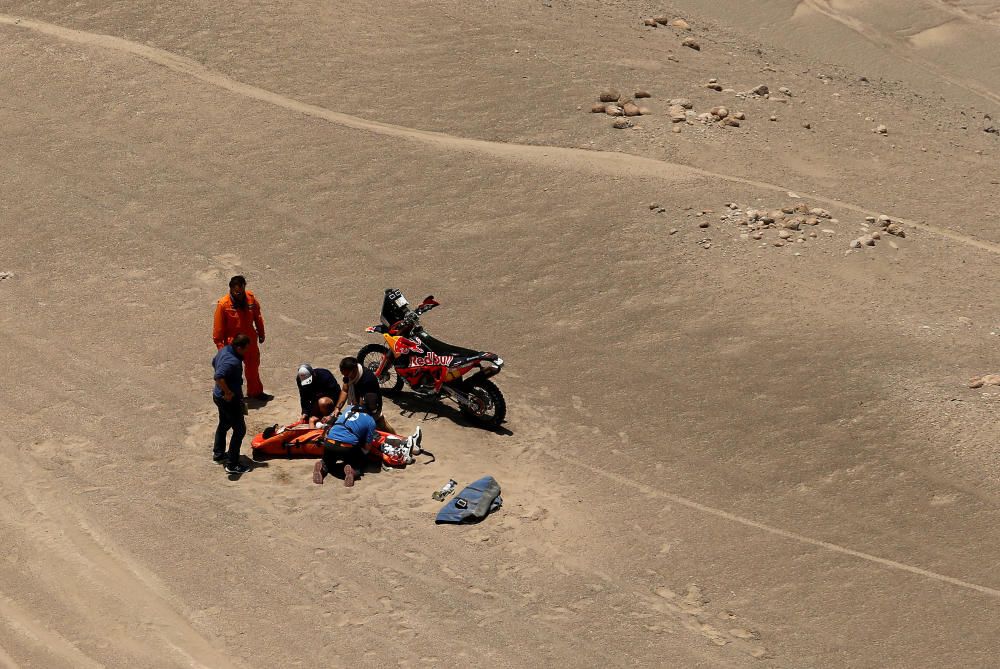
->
[410,426,423,454]
[212,452,226,463]
[343,464,356,487]
[224,462,251,475]
[312,460,326,485]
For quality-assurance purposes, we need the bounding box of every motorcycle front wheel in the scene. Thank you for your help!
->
[460,378,506,427]
[358,344,404,394]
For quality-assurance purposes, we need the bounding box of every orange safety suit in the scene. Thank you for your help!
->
[213,290,266,397]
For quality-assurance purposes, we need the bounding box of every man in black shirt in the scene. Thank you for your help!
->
[334,356,395,433]
[296,363,341,423]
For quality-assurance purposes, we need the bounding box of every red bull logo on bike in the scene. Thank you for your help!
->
[393,337,424,355]
[411,352,453,368]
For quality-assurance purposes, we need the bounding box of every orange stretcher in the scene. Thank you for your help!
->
[250,420,425,468]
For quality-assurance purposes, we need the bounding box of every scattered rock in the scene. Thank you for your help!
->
[886,223,905,237]
[637,106,651,115]
[769,114,778,121]
[722,118,740,127]
[623,102,641,117]
[0,272,12,281]
[669,228,679,235]
[668,105,688,122]
[734,111,746,120]
[778,230,792,239]
[671,125,682,133]
[705,82,723,91]
[968,374,1000,388]
[699,221,710,228]
[600,90,621,103]
[643,17,658,27]
[749,84,769,97]
[671,18,691,30]
[591,103,606,113]
[654,16,670,25]
[612,118,633,129]
[779,86,792,96]
[669,98,694,109]
[802,122,811,130]
[634,90,651,99]
[875,124,888,135]
[605,105,624,116]
[850,238,862,249]
[710,106,729,119]
[682,37,700,50]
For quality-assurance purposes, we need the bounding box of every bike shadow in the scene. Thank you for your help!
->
[387,392,514,436]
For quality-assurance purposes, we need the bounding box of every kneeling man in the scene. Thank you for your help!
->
[313,405,376,487]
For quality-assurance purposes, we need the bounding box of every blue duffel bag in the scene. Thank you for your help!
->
[435,476,502,524]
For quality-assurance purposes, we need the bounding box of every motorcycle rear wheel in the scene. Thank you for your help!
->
[358,344,404,395]
[460,378,506,427]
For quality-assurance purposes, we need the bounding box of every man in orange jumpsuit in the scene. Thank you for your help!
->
[213,275,272,400]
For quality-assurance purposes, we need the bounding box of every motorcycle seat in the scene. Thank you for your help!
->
[417,333,482,360]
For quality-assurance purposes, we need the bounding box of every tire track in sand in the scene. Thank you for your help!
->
[2,13,999,256]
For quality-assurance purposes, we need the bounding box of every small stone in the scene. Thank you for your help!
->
[669,98,694,109]
[822,229,835,234]
[637,106,651,115]
[805,217,818,226]
[865,216,876,223]
[648,203,659,210]
[773,240,785,247]
[750,85,769,96]
[682,37,700,50]
[671,125,682,133]
[728,202,739,210]
[802,122,811,129]
[591,103,606,113]
[654,16,670,25]
[751,232,763,240]
[643,18,658,27]
[705,83,723,91]
[669,228,679,235]
[871,231,881,240]
[875,124,888,134]
[670,18,691,30]
[862,235,876,246]
[850,239,862,249]
[668,105,687,122]
[779,86,792,96]
[886,223,905,237]
[711,106,729,119]
[708,78,718,84]
[696,112,713,122]
[623,102,641,117]
[809,208,830,218]
[699,221,710,228]
[599,90,621,103]
[734,111,745,120]
[769,114,778,121]
[778,230,792,239]
[877,214,891,226]
[808,231,817,238]
[605,105,624,116]
[612,118,633,129]
[634,90,651,99]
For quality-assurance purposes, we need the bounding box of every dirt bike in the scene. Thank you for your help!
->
[357,288,506,427]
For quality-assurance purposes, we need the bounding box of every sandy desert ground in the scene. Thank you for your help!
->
[1,1,1000,667]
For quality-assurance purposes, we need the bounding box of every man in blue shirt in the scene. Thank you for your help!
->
[312,404,377,487]
[212,333,252,475]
